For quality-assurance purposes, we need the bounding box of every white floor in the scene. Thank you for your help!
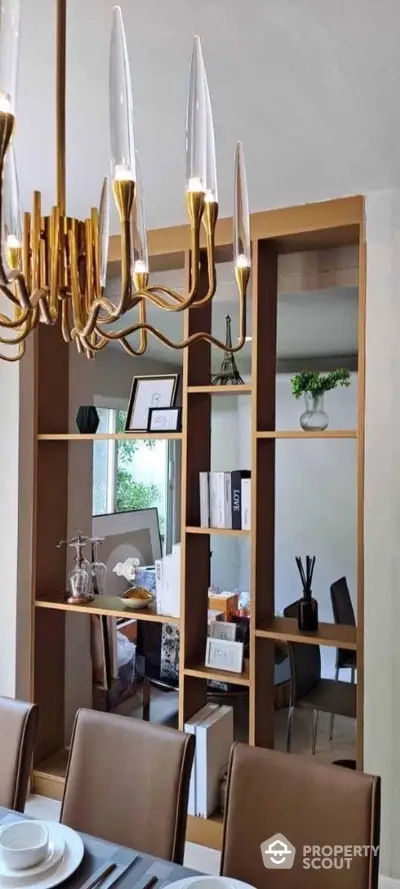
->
[25,795,221,875]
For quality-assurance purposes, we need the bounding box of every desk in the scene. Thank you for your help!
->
[0,808,199,888]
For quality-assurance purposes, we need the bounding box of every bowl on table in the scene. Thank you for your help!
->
[0,820,49,870]
[121,587,154,610]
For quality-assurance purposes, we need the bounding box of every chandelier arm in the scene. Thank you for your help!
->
[0,315,33,345]
[0,280,22,309]
[91,264,248,352]
[0,342,25,362]
[0,307,30,329]
[61,298,72,342]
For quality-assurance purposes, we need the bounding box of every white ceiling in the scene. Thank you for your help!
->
[16,0,400,231]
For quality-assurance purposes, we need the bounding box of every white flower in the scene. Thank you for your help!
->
[113,557,140,582]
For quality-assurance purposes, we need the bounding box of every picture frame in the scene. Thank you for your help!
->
[147,406,182,433]
[210,621,237,642]
[205,637,244,673]
[92,507,162,597]
[125,374,179,432]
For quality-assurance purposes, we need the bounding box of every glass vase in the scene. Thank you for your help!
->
[300,393,329,431]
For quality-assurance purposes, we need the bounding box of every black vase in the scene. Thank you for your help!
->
[297,596,318,632]
[76,406,100,435]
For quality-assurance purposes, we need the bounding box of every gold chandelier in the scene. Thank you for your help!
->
[0,1,251,362]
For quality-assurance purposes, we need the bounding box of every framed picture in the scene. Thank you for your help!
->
[210,621,237,642]
[125,374,179,432]
[147,406,182,433]
[92,507,162,597]
[205,637,244,673]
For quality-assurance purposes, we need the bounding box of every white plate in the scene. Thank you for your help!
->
[165,879,256,889]
[0,822,84,889]
[0,834,64,879]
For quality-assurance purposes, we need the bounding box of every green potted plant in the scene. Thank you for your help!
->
[291,369,351,430]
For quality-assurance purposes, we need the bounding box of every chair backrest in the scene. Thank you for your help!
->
[60,709,195,863]
[330,577,356,626]
[0,696,38,811]
[283,602,321,699]
[221,743,381,889]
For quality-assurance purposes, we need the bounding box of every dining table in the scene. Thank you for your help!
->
[0,807,201,889]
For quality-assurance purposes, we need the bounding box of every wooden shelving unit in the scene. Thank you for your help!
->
[256,430,357,439]
[185,526,250,537]
[34,597,180,625]
[38,432,183,441]
[255,619,357,650]
[30,195,366,847]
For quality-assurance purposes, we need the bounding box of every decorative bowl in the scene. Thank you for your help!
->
[121,587,154,610]
[0,821,49,870]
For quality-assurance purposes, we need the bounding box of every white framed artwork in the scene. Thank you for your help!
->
[205,638,244,674]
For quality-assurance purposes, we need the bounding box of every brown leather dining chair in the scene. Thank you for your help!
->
[60,709,195,863]
[221,743,381,889]
[330,577,357,739]
[283,601,356,753]
[0,696,38,811]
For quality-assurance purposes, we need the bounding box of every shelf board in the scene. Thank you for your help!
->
[185,526,250,537]
[186,811,223,850]
[37,432,183,441]
[32,748,69,802]
[184,662,250,686]
[257,430,357,439]
[34,595,180,625]
[187,385,252,396]
[256,618,357,650]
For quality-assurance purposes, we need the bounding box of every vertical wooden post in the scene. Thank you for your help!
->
[249,240,278,747]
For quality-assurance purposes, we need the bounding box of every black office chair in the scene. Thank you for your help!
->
[283,602,356,754]
[330,577,357,738]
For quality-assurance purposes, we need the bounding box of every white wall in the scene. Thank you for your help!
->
[0,358,19,696]
[363,189,400,879]
[211,376,357,676]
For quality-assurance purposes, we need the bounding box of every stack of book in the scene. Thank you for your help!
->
[155,543,181,618]
[199,471,251,530]
[185,703,234,817]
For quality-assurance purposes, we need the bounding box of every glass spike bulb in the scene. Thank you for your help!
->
[233,141,251,269]
[98,176,110,288]
[3,144,21,268]
[109,5,136,183]
[132,153,148,274]
[0,0,20,115]
[186,36,207,193]
[204,70,217,203]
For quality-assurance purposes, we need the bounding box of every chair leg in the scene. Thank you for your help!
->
[142,677,151,721]
[286,705,294,753]
[329,664,340,740]
[311,709,319,755]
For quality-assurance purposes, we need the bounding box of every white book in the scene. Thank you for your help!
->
[210,472,225,528]
[184,703,219,816]
[195,705,234,817]
[223,472,232,530]
[199,472,210,528]
[241,478,251,530]
[155,559,164,613]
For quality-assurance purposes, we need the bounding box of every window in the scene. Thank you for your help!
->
[92,407,170,543]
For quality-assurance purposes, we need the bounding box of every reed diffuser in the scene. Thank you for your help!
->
[295,555,318,632]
